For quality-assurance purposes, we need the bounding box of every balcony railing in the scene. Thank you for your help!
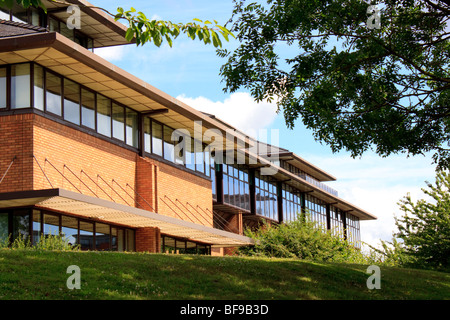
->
[300,174,338,196]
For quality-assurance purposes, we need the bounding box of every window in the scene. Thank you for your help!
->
[61,216,78,247]
[185,136,195,171]
[59,21,75,42]
[0,212,9,243]
[195,140,204,173]
[126,109,138,148]
[45,71,62,116]
[255,172,278,220]
[0,67,6,109]
[112,103,125,141]
[97,94,111,137]
[33,64,44,111]
[11,63,30,109]
[11,4,27,23]
[143,117,151,153]
[63,79,80,125]
[163,125,175,162]
[81,88,95,130]
[95,223,111,251]
[151,121,163,156]
[79,220,94,251]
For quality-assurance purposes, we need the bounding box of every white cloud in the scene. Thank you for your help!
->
[177,92,279,133]
[301,153,437,249]
[94,45,128,61]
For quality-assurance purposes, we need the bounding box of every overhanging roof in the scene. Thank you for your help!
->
[0,31,249,149]
[0,189,255,247]
[42,0,130,48]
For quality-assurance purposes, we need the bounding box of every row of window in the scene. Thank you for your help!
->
[282,184,302,222]
[0,62,215,178]
[0,4,94,50]
[0,209,136,252]
[255,172,278,221]
[223,164,250,211]
[161,235,211,255]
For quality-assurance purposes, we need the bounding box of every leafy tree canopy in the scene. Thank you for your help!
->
[218,0,450,168]
[0,0,233,48]
[395,170,450,270]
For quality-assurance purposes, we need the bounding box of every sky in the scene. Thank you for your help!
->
[90,0,438,250]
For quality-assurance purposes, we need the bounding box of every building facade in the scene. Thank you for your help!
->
[0,1,376,256]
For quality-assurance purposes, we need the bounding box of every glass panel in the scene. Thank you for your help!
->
[45,71,62,116]
[60,21,74,41]
[151,121,163,156]
[112,103,125,141]
[173,133,185,165]
[126,109,138,147]
[43,214,59,237]
[81,88,95,129]
[11,64,30,109]
[111,227,118,251]
[0,212,9,244]
[195,140,204,173]
[32,210,41,245]
[64,78,80,125]
[117,229,124,252]
[163,126,174,162]
[33,64,44,110]
[97,94,111,137]
[95,223,111,251]
[125,229,135,252]
[79,220,94,250]
[185,137,195,171]
[13,211,30,242]
[61,216,78,248]
[48,17,59,32]
[0,67,6,109]
[144,117,151,153]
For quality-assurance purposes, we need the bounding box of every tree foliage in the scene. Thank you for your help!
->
[0,0,233,48]
[394,171,450,270]
[219,0,450,168]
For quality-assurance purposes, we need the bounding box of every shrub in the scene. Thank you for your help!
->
[0,233,80,252]
[238,215,368,264]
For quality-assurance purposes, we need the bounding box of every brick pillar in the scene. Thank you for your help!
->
[136,156,157,212]
[135,227,161,253]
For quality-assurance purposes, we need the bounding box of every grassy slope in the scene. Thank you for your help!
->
[0,249,448,300]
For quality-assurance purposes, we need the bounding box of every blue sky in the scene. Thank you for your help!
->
[91,0,437,249]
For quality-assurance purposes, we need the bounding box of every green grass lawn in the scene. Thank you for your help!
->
[0,249,448,300]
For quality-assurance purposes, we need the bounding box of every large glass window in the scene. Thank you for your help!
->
[0,67,6,109]
[144,117,151,153]
[97,94,111,137]
[163,125,175,162]
[81,88,95,130]
[61,215,78,247]
[11,63,30,109]
[64,79,80,125]
[33,64,44,111]
[0,212,9,243]
[95,223,111,251]
[43,213,60,237]
[282,184,302,222]
[255,172,278,220]
[45,71,62,116]
[151,120,163,156]
[12,210,30,242]
[79,220,94,251]
[112,103,125,141]
[126,109,138,148]
[223,164,250,211]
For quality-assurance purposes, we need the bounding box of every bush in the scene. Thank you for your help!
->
[0,233,80,252]
[238,215,368,264]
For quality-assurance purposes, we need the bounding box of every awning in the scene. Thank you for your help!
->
[0,188,255,248]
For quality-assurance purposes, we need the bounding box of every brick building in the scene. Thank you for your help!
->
[0,1,376,255]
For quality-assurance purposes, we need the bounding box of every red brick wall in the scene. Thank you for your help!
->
[32,115,137,206]
[0,114,34,193]
[137,157,213,227]
[135,227,161,253]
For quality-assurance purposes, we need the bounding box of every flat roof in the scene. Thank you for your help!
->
[0,189,255,247]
